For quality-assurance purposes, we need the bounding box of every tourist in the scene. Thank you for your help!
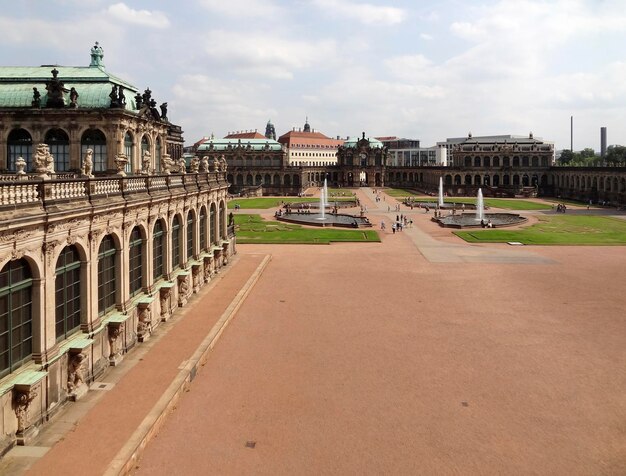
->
[381,221,386,231]
[391,223,396,234]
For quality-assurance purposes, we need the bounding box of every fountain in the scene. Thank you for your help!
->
[476,188,484,221]
[438,177,444,207]
[433,187,526,228]
[318,178,328,220]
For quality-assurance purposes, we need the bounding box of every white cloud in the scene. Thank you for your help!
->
[106,3,170,29]
[420,33,433,41]
[198,0,284,18]
[312,0,406,25]
[384,55,433,81]
[203,30,338,79]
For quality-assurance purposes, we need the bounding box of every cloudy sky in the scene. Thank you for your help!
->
[3,0,626,150]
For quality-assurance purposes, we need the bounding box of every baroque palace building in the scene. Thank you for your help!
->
[0,44,235,450]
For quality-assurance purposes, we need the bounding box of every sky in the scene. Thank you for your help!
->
[2,0,626,151]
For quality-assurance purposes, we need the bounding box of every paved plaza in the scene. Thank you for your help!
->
[5,189,626,475]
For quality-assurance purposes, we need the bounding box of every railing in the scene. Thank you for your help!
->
[0,172,228,208]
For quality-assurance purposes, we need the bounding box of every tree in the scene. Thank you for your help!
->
[559,149,575,165]
[579,148,595,159]
[605,145,626,165]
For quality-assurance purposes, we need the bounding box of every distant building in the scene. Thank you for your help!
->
[278,119,343,167]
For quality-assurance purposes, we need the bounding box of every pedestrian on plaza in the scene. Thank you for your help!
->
[391,223,396,234]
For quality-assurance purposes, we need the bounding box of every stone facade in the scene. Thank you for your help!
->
[0,171,234,451]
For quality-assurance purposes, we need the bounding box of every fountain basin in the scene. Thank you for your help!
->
[285,200,358,209]
[434,212,526,228]
[277,213,372,228]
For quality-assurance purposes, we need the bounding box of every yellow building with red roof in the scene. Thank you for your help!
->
[278,119,343,166]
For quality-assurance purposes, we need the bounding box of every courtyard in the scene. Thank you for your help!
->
[8,188,626,475]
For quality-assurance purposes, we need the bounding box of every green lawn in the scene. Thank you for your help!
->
[455,215,626,245]
[385,188,426,198]
[229,197,355,209]
[327,188,355,197]
[417,197,552,210]
[234,214,380,244]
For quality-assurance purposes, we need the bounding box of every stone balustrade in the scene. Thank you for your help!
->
[0,172,227,208]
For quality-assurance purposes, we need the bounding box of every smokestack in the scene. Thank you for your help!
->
[570,116,573,151]
[601,127,607,157]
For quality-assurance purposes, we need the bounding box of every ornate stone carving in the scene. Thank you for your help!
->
[161,154,174,175]
[14,389,37,434]
[178,275,190,307]
[160,286,172,320]
[141,150,152,175]
[33,143,55,177]
[137,304,152,341]
[192,265,200,293]
[108,322,124,364]
[178,157,187,174]
[114,153,129,176]
[200,156,209,172]
[67,353,86,393]
[190,156,200,173]
[220,155,228,172]
[81,148,94,178]
[15,156,27,175]
[0,229,35,243]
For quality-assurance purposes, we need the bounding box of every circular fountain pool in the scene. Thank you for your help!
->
[434,212,527,228]
[277,212,371,228]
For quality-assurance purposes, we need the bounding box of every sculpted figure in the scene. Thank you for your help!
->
[160,102,168,120]
[118,86,126,108]
[32,87,41,108]
[15,156,27,175]
[69,87,79,108]
[178,157,187,174]
[161,154,174,174]
[213,156,220,172]
[141,150,152,175]
[220,155,228,172]
[67,353,86,392]
[33,143,52,174]
[190,156,200,173]
[82,148,94,177]
[200,156,209,172]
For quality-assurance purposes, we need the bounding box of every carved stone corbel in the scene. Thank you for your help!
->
[13,388,37,435]
[159,285,173,321]
[177,274,190,307]
[67,352,88,401]
[108,321,124,366]
[137,303,152,342]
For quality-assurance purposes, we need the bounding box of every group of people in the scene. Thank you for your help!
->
[555,203,567,213]
[480,219,494,228]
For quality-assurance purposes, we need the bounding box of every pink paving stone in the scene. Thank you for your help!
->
[132,189,626,475]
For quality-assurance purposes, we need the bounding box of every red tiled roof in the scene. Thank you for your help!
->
[224,131,266,139]
[278,130,343,148]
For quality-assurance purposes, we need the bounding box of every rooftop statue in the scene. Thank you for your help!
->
[81,148,94,178]
[109,85,119,108]
[45,68,66,108]
[141,150,152,175]
[32,87,41,108]
[134,92,143,109]
[118,86,126,108]
[160,102,168,121]
[161,154,174,174]
[69,87,79,108]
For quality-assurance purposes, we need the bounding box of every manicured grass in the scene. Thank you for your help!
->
[417,197,552,210]
[327,188,355,197]
[385,188,427,198]
[229,196,355,209]
[234,214,380,244]
[228,197,313,209]
[454,215,626,245]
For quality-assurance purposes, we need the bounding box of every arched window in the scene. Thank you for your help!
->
[0,259,33,377]
[186,212,194,260]
[124,132,134,174]
[199,208,207,252]
[98,235,117,316]
[7,128,32,171]
[129,227,143,297]
[55,246,81,341]
[172,216,181,270]
[210,204,216,245]
[153,219,165,281]
[81,129,107,172]
[45,128,70,172]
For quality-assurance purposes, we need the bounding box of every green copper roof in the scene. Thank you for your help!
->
[0,65,139,109]
[197,138,283,152]
[343,136,384,149]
